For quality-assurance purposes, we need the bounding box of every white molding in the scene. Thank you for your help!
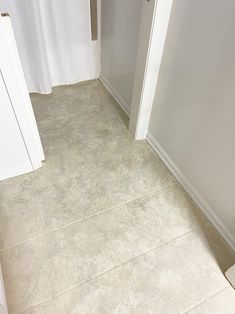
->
[146,132,235,252]
[226,265,235,288]
[0,164,33,181]
[99,75,130,117]
[129,0,173,140]
[0,15,44,167]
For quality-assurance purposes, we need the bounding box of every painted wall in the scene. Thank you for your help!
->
[148,0,235,248]
[100,0,142,114]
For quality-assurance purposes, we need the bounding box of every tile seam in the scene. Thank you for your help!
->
[17,228,196,314]
[0,184,176,254]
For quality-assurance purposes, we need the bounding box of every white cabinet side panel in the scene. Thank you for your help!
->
[0,71,32,180]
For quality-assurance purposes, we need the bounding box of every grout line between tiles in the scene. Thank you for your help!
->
[42,122,136,156]
[0,142,155,200]
[181,285,230,314]
[17,228,197,314]
[40,120,132,152]
[34,92,128,128]
[37,112,114,129]
[0,184,176,254]
[36,97,126,127]
[57,229,197,294]
[4,82,231,313]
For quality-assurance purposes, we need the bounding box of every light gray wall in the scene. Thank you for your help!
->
[148,0,235,247]
[101,0,142,111]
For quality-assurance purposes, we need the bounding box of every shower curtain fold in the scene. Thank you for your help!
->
[0,0,100,93]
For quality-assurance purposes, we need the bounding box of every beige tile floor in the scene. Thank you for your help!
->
[0,80,235,313]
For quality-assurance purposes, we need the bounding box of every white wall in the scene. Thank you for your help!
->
[0,14,43,181]
[100,0,142,114]
[0,70,32,180]
[148,0,235,249]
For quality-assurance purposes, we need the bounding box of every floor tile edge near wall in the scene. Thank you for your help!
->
[99,75,130,117]
[146,132,235,253]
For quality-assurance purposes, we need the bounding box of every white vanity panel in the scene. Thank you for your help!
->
[0,14,44,181]
[0,70,33,180]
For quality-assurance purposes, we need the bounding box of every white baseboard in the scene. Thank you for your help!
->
[226,265,235,288]
[0,163,33,181]
[146,132,235,252]
[99,74,130,117]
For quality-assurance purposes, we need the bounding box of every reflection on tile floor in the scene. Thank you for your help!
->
[0,80,234,313]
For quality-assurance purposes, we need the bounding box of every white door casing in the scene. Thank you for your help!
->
[0,66,33,180]
[129,0,174,140]
[0,13,44,180]
[0,14,44,163]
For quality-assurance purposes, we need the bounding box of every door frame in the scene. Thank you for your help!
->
[129,0,174,140]
[0,14,45,170]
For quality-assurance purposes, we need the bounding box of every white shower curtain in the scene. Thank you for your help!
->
[0,0,100,93]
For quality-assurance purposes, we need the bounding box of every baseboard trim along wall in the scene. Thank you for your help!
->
[146,132,235,252]
[226,265,235,288]
[99,75,130,117]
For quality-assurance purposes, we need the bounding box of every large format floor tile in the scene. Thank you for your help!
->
[188,287,235,314]
[0,182,207,313]
[0,193,44,252]
[0,236,58,313]
[21,299,65,314]
[31,80,124,124]
[38,111,126,150]
[0,80,234,314]
[0,135,149,198]
[36,151,176,233]
[49,184,199,293]
[34,230,229,314]
[0,83,132,198]
[0,150,176,251]
[91,184,199,263]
